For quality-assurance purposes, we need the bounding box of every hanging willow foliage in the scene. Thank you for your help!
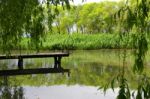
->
[120,0,150,98]
[0,0,71,53]
[102,0,150,99]
[115,0,150,73]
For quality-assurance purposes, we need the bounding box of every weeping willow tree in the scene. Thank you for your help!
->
[0,0,70,53]
[103,0,150,99]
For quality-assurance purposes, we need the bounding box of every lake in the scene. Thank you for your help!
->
[0,50,149,99]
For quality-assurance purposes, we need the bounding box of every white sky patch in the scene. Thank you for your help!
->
[71,0,121,5]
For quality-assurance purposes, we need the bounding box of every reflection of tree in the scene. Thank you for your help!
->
[12,87,24,99]
[0,76,25,99]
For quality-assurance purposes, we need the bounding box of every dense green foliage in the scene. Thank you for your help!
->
[52,1,123,34]
[50,1,150,35]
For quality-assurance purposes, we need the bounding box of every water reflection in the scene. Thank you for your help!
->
[0,50,149,98]
[0,76,25,99]
[0,50,135,86]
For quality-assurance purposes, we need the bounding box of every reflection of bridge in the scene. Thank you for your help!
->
[0,52,70,76]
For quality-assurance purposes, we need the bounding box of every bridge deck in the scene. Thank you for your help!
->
[0,52,69,59]
[0,52,70,76]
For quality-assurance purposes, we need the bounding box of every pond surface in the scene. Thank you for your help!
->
[0,50,149,99]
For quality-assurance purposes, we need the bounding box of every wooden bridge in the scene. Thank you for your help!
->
[0,52,70,76]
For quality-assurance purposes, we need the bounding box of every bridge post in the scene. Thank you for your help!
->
[54,56,62,69]
[57,57,62,69]
[18,57,23,70]
[54,57,57,68]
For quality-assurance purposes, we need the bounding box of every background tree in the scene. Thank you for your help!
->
[51,1,123,34]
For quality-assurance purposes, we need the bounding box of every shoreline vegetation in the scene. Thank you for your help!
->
[18,33,146,50]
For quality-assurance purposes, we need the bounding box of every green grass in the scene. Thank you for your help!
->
[41,33,134,50]
[19,33,136,50]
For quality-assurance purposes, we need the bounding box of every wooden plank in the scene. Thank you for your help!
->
[0,52,69,59]
[0,68,70,76]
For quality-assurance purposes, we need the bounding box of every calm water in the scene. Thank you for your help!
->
[0,50,149,99]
